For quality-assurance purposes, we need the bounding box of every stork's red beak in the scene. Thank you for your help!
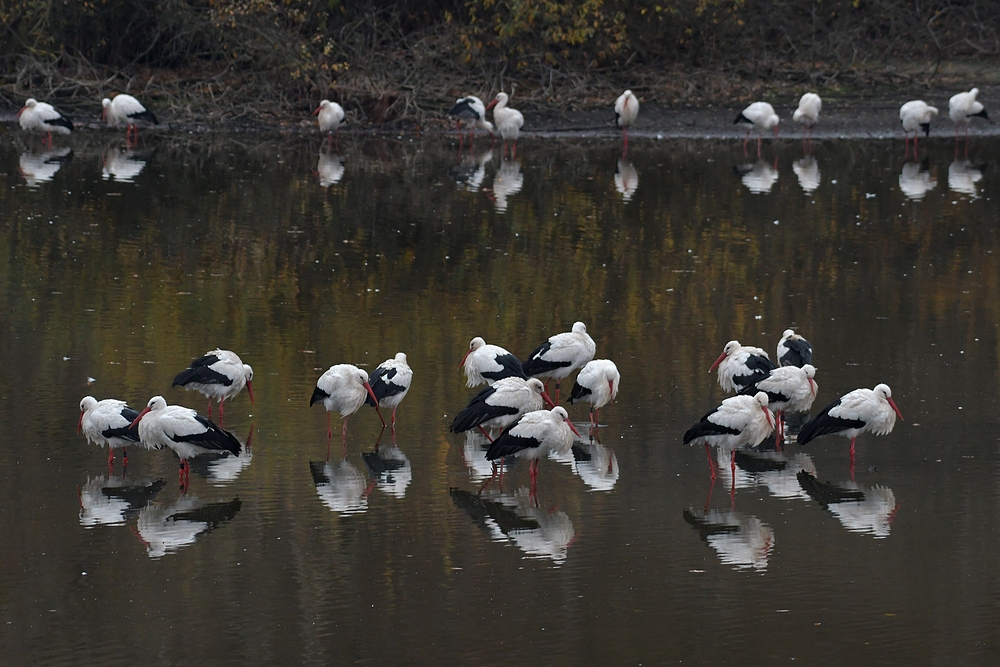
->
[129,406,151,429]
[312,106,321,116]
[246,380,255,406]
[708,351,728,372]
[101,108,107,121]
[762,405,775,431]
[541,391,556,409]
[888,397,904,421]
[485,98,498,110]
[564,418,582,438]
[459,348,473,370]
[608,380,616,400]
[17,106,27,118]
[364,381,386,425]
[77,411,84,434]
[808,378,817,397]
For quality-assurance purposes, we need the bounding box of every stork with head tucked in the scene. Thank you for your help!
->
[614,90,639,155]
[776,329,813,367]
[364,352,412,431]
[709,340,776,394]
[459,337,527,388]
[734,102,779,158]
[78,396,149,470]
[740,364,818,445]
[521,322,597,404]
[450,377,554,440]
[172,349,254,425]
[567,359,620,426]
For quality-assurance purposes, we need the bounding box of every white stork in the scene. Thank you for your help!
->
[792,93,822,139]
[567,359,620,426]
[899,100,938,158]
[734,102,779,158]
[948,88,989,138]
[447,96,495,148]
[484,407,581,494]
[450,377,554,439]
[709,340,776,394]
[521,321,597,403]
[310,364,384,441]
[776,328,813,367]
[130,396,242,487]
[614,90,639,154]
[78,396,150,469]
[741,364,818,444]
[683,392,775,480]
[459,336,526,387]
[486,92,524,159]
[17,99,73,145]
[102,94,158,146]
[172,349,254,423]
[797,383,903,465]
[313,99,346,150]
[365,352,412,430]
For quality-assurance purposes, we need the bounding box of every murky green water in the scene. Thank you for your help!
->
[1,130,999,665]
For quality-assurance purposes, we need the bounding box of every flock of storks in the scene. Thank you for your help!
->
[78,320,902,497]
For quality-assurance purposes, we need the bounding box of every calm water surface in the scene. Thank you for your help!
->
[1,130,999,665]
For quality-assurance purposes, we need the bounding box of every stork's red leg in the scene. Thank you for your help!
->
[477,425,494,443]
[705,443,717,480]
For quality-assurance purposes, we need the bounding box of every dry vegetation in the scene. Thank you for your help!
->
[2,0,998,124]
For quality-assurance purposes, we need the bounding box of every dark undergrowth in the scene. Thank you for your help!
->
[2,0,998,123]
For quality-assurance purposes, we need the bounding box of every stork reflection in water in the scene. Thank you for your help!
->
[134,495,242,558]
[797,471,898,539]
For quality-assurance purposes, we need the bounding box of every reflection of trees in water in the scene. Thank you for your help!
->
[0,136,996,421]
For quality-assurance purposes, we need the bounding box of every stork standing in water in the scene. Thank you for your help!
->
[567,359,620,427]
[792,93,822,143]
[683,392,775,480]
[17,99,73,146]
[450,377,554,440]
[798,383,903,472]
[899,100,938,159]
[741,364,818,445]
[364,352,412,431]
[709,340,776,394]
[130,396,241,488]
[484,407,581,496]
[614,90,639,156]
[102,94,159,147]
[78,396,148,470]
[734,102,779,158]
[486,92,524,159]
[949,88,989,157]
[310,364,384,443]
[172,349,254,424]
[521,322,597,404]
[447,96,495,150]
[313,100,346,150]
[776,328,813,367]
[459,336,526,387]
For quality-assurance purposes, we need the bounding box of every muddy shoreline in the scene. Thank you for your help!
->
[2,84,998,140]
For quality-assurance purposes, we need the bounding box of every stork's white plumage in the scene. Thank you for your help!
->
[310,364,384,439]
[172,349,254,422]
[798,383,903,463]
[948,88,989,137]
[792,93,822,137]
[709,340,777,393]
[447,96,495,141]
[102,94,158,146]
[485,407,581,492]
[130,396,241,487]
[313,99,346,134]
[486,92,524,158]
[521,322,597,403]
[567,359,620,426]
[734,102,779,157]
[459,336,526,387]
[17,99,73,143]
[899,100,938,156]
[614,90,639,153]
[743,364,818,444]
[776,328,813,367]
[78,396,149,468]
[450,377,553,438]
[683,392,775,480]
[365,352,412,429]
